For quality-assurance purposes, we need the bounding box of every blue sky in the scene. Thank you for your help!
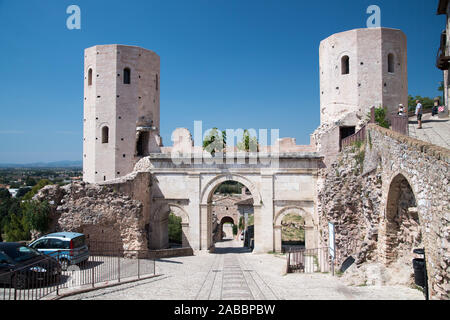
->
[0,0,446,163]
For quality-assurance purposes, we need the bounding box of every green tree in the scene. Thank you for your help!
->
[25,176,37,187]
[408,95,434,112]
[239,216,245,231]
[232,224,238,236]
[0,188,12,242]
[16,187,31,199]
[22,200,50,234]
[22,179,52,201]
[369,106,390,129]
[203,128,227,156]
[168,213,182,244]
[4,213,30,242]
[237,129,259,152]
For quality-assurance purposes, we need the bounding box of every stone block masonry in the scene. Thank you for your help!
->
[317,123,449,299]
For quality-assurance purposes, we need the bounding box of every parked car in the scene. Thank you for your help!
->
[0,243,61,289]
[240,231,245,241]
[29,232,89,271]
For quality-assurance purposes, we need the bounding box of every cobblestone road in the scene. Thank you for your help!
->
[62,239,424,300]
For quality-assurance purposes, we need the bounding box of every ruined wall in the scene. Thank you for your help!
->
[33,173,152,251]
[318,124,449,299]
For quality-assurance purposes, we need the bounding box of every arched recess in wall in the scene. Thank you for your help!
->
[384,173,422,264]
[388,53,395,73]
[123,67,131,84]
[341,55,350,75]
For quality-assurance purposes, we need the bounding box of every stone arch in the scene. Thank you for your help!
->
[383,172,422,264]
[153,203,191,249]
[220,216,235,225]
[200,174,261,206]
[199,174,261,251]
[168,204,189,225]
[273,206,315,252]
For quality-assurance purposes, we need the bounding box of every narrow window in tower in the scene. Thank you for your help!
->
[88,68,93,86]
[341,56,350,75]
[388,54,395,73]
[156,74,159,91]
[102,126,109,143]
[124,68,131,84]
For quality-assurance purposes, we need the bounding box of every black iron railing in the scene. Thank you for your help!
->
[0,248,156,300]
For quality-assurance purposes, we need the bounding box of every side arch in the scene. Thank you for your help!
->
[274,206,313,227]
[152,203,191,249]
[168,204,189,225]
[273,206,315,252]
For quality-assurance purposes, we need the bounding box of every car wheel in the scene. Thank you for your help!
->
[60,259,69,271]
[14,273,28,289]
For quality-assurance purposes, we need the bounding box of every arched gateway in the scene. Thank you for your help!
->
[135,151,323,254]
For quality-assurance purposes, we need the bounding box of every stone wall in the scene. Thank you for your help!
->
[318,124,449,300]
[33,174,151,251]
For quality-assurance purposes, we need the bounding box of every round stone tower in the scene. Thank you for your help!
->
[319,28,408,126]
[83,45,161,183]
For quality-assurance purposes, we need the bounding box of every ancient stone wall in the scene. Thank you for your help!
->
[317,124,449,299]
[33,174,151,251]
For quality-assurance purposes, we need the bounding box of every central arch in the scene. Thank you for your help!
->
[200,174,261,205]
[200,174,261,252]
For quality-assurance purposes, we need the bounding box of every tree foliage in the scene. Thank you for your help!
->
[22,200,50,234]
[408,95,434,112]
[168,213,182,244]
[237,129,259,152]
[369,106,390,129]
[203,128,227,156]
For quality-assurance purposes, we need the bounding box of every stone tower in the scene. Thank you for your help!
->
[314,28,408,166]
[83,45,161,183]
[319,28,408,126]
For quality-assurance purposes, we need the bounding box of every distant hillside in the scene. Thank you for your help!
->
[0,160,82,168]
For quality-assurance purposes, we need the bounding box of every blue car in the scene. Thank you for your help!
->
[29,232,89,271]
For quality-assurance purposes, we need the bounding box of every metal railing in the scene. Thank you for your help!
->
[341,125,367,150]
[286,247,337,274]
[1,248,156,300]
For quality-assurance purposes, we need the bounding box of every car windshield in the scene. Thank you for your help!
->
[4,246,41,263]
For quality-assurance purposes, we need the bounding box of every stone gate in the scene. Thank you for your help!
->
[131,151,322,254]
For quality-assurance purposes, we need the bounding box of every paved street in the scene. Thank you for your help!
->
[62,238,424,300]
[409,113,450,149]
